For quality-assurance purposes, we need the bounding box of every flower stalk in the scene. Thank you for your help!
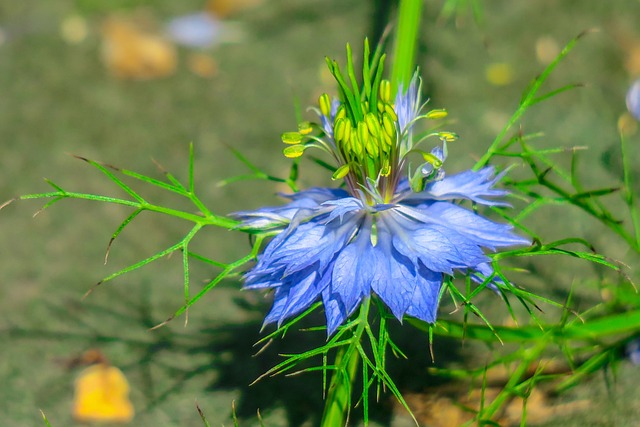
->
[320,299,370,427]
[390,0,423,96]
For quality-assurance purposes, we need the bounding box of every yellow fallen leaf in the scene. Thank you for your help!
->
[535,36,560,65]
[60,14,88,45]
[485,62,514,86]
[187,53,218,78]
[73,362,134,423]
[206,0,264,18]
[101,15,176,80]
[618,112,638,136]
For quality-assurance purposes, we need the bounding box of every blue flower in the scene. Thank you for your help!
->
[626,78,640,121]
[235,55,529,335]
[236,168,529,335]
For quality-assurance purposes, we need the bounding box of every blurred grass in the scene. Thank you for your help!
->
[1,0,639,426]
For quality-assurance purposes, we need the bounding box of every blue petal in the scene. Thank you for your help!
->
[322,286,348,336]
[277,271,322,325]
[322,197,365,223]
[244,267,283,289]
[268,216,359,275]
[370,228,416,320]
[263,286,289,325]
[330,226,373,316]
[395,73,421,134]
[626,79,640,121]
[385,212,489,274]
[233,187,349,229]
[283,187,350,204]
[407,167,510,206]
[396,203,530,249]
[405,265,442,323]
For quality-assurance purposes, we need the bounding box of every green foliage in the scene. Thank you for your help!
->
[7,145,254,327]
[398,30,640,424]
[39,410,53,427]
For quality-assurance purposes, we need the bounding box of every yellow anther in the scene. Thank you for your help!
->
[319,94,332,117]
[357,121,370,147]
[332,163,351,180]
[377,100,385,114]
[334,118,346,142]
[342,120,352,143]
[379,80,391,103]
[283,144,305,158]
[384,104,398,122]
[281,132,303,144]
[298,121,313,135]
[365,113,381,138]
[365,138,379,157]
[381,112,395,137]
[334,105,347,122]
[438,131,458,142]
[426,109,448,119]
[382,131,394,147]
[351,133,364,157]
[379,137,391,153]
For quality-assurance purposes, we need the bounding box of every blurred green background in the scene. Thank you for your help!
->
[1,0,640,426]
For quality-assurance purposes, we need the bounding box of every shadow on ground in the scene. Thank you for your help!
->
[2,279,466,426]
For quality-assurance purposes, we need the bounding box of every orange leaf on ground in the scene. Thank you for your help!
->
[72,362,134,423]
[101,15,176,80]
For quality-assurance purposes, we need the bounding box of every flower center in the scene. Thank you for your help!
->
[279,40,455,206]
[320,80,400,204]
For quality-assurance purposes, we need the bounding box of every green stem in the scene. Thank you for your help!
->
[321,299,370,426]
[390,0,423,95]
[321,345,361,426]
[20,191,239,229]
[321,2,425,423]
[620,132,640,250]
[475,341,547,422]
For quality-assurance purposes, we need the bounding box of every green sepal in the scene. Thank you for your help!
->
[421,152,443,168]
[409,166,426,193]
[370,216,378,246]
